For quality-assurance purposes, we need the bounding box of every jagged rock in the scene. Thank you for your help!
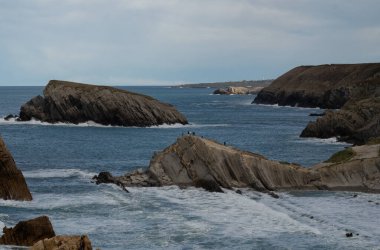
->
[301,97,380,144]
[4,114,18,121]
[0,216,55,246]
[93,172,129,192]
[19,80,188,127]
[31,235,93,250]
[105,136,380,193]
[213,86,264,95]
[0,136,32,201]
[253,63,380,108]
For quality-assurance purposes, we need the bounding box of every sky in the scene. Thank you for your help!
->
[0,0,379,86]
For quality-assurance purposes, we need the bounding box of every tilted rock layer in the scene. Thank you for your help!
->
[0,216,55,246]
[103,136,380,193]
[253,63,380,108]
[301,97,380,144]
[19,80,188,126]
[0,136,32,201]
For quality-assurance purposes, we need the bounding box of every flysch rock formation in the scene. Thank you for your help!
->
[253,63,380,109]
[31,235,93,250]
[213,86,264,95]
[19,80,188,127]
[0,136,32,201]
[301,97,380,144]
[94,135,380,193]
[0,216,55,246]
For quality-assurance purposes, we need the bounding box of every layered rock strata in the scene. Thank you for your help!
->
[0,136,32,201]
[95,135,380,193]
[301,97,380,144]
[19,80,188,126]
[253,63,380,108]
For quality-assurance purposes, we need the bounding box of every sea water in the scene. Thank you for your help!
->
[0,86,379,249]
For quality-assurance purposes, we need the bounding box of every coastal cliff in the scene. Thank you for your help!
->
[0,137,32,201]
[301,97,380,144]
[213,86,264,95]
[19,80,188,127]
[95,135,380,193]
[253,63,380,108]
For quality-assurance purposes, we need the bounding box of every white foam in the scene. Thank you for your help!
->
[254,103,322,110]
[23,168,97,179]
[298,137,351,146]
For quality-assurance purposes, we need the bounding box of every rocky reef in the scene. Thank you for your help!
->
[31,235,93,250]
[253,63,380,109]
[94,135,380,193]
[19,80,188,126]
[301,97,380,144]
[0,136,32,201]
[0,216,55,246]
[213,86,264,95]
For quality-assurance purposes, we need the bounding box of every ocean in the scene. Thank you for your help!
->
[0,86,379,249]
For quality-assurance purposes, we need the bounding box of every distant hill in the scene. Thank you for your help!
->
[173,80,273,88]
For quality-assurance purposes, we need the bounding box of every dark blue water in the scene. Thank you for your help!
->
[0,86,379,249]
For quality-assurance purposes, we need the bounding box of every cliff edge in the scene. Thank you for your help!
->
[19,80,188,127]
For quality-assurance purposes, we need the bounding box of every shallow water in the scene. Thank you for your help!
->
[0,86,378,249]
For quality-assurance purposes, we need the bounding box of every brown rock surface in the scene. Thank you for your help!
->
[103,135,380,193]
[300,97,380,144]
[253,63,380,108]
[0,216,55,246]
[19,80,188,127]
[0,136,32,201]
[31,235,93,250]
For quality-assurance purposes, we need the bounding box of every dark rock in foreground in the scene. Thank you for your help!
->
[301,97,380,144]
[0,136,32,201]
[253,63,380,109]
[19,80,188,127]
[0,216,55,246]
[31,235,93,250]
[99,135,380,193]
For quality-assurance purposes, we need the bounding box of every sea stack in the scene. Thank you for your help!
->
[253,63,380,108]
[19,80,188,127]
[0,136,32,201]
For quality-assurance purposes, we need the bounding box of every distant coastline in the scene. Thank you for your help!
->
[172,79,273,88]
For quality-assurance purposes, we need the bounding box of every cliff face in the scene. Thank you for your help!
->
[19,80,188,127]
[0,137,32,201]
[253,63,380,109]
[213,86,264,95]
[300,97,380,144]
[99,135,380,193]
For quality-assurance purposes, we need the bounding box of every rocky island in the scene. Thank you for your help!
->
[95,135,380,193]
[253,63,380,109]
[19,80,188,127]
[0,136,32,201]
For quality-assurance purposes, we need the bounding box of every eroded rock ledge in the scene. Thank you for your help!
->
[253,63,380,109]
[19,80,188,127]
[0,136,32,201]
[94,135,380,193]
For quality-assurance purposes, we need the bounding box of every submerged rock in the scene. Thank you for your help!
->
[253,63,380,109]
[104,135,380,193]
[0,216,55,246]
[19,80,188,127]
[31,235,93,250]
[0,136,32,201]
[301,97,380,144]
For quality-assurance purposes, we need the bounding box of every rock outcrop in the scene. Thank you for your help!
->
[0,136,32,201]
[100,135,380,193]
[0,216,55,246]
[213,86,264,95]
[19,80,188,127]
[301,97,380,144]
[31,235,93,250]
[253,63,380,108]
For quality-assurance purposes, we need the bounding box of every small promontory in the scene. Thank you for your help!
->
[19,80,188,126]
[95,135,380,193]
[0,136,32,201]
[253,63,380,108]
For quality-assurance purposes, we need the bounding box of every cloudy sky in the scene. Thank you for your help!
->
[1,0,379,86]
